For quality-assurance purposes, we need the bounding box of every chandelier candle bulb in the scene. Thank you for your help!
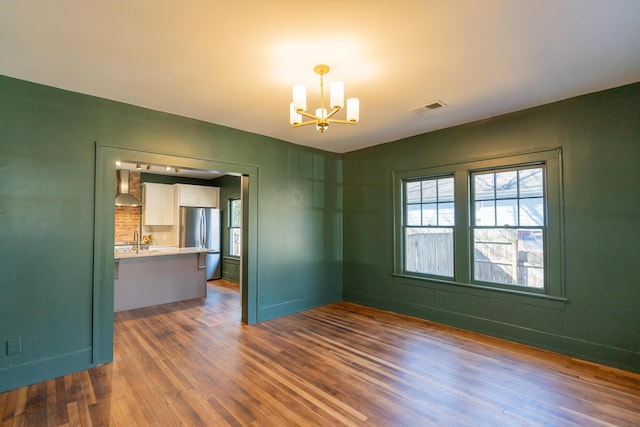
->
[330,81,344,109]
[293,85,307,111]
[347,98,360,122]
[316,108,327,120]
[290,102,302,125]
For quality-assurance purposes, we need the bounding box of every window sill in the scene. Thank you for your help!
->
[224,255,240,261]
[393,273,568,310]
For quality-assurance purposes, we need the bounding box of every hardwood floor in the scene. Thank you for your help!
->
[1,279,639,426]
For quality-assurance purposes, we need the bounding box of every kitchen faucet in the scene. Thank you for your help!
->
[133,230,140,253]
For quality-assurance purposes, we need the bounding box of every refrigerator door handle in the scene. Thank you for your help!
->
[200,208,206,248]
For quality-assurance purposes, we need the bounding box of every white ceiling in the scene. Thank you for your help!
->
[1,1,639,153]
[118,161,225,180]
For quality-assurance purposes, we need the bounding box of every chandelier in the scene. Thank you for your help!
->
[289,64,359,133]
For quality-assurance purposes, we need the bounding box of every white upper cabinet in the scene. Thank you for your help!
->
[175,184,219,208]
[142,183,175,225]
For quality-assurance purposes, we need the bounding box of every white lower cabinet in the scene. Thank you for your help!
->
[114,253,206,312]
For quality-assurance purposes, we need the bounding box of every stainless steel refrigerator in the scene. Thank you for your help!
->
[179,207,221,280]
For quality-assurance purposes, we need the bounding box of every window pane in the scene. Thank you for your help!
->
[230,199,242,227]
[519,168,543,198]
[422,203,437,226]
[518,229,544,252]
[406,177,455,228]
[474,173,494,201]
[405,227,454,277]
[520,197,544,226]
[406,181,421,204]
[496,199,518,226]
[407,204,421,226]
[438,178,454,202]
[495,171,518,199]
[474,228,543,288]
[438,202,455,226]
[421,180,437,203]
[229,228,242,257]
[475,200,495,226]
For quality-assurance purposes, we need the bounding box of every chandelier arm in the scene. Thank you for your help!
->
[297,110,321,120]
[327,119,358,125]
[292,121,318,128]
[324,107,341,120]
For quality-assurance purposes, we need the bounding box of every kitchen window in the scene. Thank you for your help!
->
[394,149,564,301]
[228,198,241,257]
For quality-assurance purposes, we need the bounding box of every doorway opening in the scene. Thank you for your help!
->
[114,161,242,293]
[93,145,258,365]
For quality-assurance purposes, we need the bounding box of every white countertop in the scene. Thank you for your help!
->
[114,247,212,260]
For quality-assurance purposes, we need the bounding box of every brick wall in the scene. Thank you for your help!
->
[115,171,141,243]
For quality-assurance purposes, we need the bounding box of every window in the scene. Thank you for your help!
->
[394,149,564,300]
[472,166,544,288]
[228,198,241,257]
[404,176,455,277]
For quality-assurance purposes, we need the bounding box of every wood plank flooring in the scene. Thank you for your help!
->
[1,279,639,426]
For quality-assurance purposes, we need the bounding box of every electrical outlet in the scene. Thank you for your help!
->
[6,338,22,355]
[434,290,442,302]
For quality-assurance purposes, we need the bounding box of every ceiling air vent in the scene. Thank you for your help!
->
[411,100,447,114]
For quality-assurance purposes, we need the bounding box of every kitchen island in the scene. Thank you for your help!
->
[114,247,210,312]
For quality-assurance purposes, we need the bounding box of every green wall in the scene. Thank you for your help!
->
[342,82,640,373]
[0,75,343,392]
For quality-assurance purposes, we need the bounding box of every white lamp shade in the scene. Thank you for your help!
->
[330,81,344,109]
[347,98,360,122]
[315,108,328,120]
[290,102,302,125]
[293,85,307,111]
